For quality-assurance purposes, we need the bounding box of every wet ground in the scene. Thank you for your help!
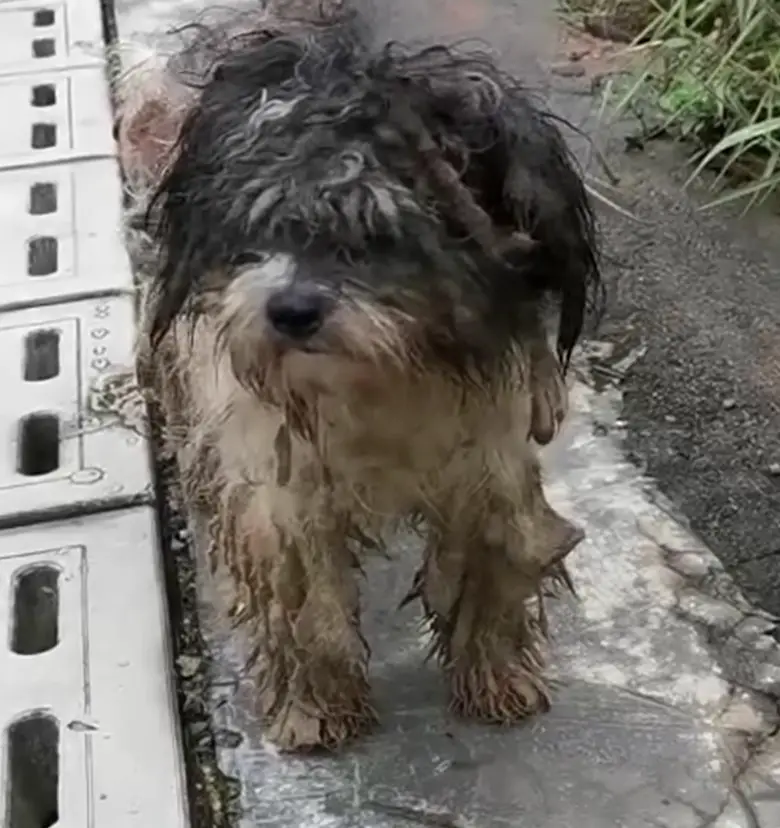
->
[190,377,780,828]
[111,0,780,825]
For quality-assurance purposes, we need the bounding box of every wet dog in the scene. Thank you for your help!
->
[116,1,601,752]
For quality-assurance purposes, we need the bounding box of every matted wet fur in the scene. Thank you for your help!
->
[117,0,602,752]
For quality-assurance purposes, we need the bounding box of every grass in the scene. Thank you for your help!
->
[598,0,780,210]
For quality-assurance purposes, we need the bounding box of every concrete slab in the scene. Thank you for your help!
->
[0,0,104,78]
[0,507,188,828]
[0,67,115,172]
[0,160,134,311]
[0,296,152,528]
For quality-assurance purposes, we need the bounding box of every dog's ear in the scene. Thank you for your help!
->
[114,99,185,188]
[396,50,601,363]
[495,104,601,366]
[457,94,599,364]
[113,52,194,188]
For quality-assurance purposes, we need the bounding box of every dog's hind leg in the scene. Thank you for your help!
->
[416,422,582,723]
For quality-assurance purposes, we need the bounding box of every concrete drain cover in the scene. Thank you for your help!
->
[0,509,188,828]
[0,161,133,310]
[0,297,152,527]
[0,67,115,170]
[0,0,104,76]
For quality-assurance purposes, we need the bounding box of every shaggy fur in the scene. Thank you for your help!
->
[117,0,601,753]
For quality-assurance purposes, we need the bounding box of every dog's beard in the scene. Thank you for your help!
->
[213,257,414,401]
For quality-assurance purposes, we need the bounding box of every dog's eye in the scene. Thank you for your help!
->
[233,252,272,267]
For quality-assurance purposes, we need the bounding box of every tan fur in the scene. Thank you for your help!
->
[121,9,582,752]
[136,276,581,750]
[111,44,196,192]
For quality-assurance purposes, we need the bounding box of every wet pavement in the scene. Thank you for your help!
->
[112,0,780,825]
[196,377,780,827]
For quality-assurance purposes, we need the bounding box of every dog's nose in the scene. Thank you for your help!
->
[266,286,329,339]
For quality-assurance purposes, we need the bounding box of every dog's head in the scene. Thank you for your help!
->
[118,10,600,398]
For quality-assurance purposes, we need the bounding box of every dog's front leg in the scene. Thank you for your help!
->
[416,449,582,723]
[211,460,376,752]
[151,311,378,752]
[256,515,377,752]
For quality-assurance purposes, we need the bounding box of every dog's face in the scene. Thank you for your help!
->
[201,148,530,394]
[121,17,600,397]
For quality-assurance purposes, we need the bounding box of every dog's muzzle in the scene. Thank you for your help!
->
[266,284,333,341]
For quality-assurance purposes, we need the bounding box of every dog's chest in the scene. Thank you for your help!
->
[306,383,508,516]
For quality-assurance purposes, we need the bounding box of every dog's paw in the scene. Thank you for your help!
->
[261,664,377,752]
[265,698,377,753]
[449,659,550,724]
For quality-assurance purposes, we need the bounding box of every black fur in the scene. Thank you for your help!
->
[147,12,601,372]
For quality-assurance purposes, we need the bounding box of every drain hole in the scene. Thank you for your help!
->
[28,183,57,215]
[31,124,56,149]
[33,9,55,26]
[31,85,56,107]
[23,330,60,382]
[17,414,59,476]
[11,567,60,655]
[27,237,58,276]
[32,38,55,59]
[6,714,60,828]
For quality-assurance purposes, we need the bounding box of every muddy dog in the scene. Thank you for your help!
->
[115,1,601,752]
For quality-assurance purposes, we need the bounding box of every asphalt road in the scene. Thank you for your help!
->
[370,0,780,619]
[593,147,780,620]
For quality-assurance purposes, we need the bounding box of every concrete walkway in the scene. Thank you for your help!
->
[0,1,186,827]
[95,0,780,826]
